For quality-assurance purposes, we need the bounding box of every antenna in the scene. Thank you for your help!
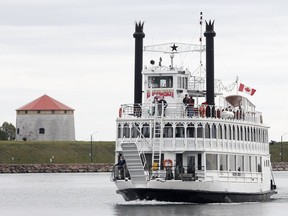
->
[199,12,204,78]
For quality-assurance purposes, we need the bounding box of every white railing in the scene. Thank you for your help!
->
[118,103,263,124]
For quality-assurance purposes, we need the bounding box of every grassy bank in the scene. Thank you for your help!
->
[0,141,115,164]
[270,142,288,162]
[0,141,287,164]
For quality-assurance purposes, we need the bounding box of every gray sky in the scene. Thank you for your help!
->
[0,0,288,141]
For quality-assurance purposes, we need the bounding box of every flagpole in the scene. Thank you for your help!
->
[236,76,239,95]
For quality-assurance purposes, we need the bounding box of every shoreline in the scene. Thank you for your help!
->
[0,162,287,173]
[0,163,114,173]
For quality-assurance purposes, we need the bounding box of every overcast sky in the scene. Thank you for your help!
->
[0,0,287,141]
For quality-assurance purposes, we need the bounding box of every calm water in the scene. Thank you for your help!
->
[0,172,287,216]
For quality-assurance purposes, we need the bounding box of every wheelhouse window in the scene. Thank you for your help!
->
[177,76,188,89]
[148,76,173,88]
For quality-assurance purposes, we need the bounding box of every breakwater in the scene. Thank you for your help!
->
[0,163,113,173]
[272,162,288,171]
[0,162,287,173]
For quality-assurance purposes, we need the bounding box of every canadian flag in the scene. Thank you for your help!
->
[239,83,256,96]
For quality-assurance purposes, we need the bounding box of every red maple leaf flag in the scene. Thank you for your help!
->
[239,83,256,96]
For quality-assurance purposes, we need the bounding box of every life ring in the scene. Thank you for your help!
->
[163,159,173,168]
[118,107,122,118]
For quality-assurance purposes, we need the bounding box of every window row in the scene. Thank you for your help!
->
[206,153,266,172]
[16,128,45,135]
[117,122,268,143]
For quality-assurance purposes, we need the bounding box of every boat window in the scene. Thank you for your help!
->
[197,124,203,138]
[117,124,122,138]
[237,155,244,172]
[163,123,173,138]
[175,123,184,138]
[218,124,222,139]
[240,126,243,141]
[131,124,140,138]
[187,123,195,138]
[232,126,236,140]
[205,124,210,138]
[251,156,257,172]
[229,155,236,171]
[224,125,227,140]
[123,123,130,138]
[142,123,150,138]
[206,154,218,170]
[212,124,217,139]
[257,156,262,172]
[219,154,228,171]
[229,125,232,140]
[245,155,250,172]
[148,76,173,88]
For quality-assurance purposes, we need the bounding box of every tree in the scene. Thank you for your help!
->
[0,122,16,140]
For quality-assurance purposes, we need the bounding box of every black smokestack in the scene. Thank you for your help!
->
[204,20,216,106]
[133,21,145,104]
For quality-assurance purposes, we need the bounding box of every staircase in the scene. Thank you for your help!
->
[121,142,148,184]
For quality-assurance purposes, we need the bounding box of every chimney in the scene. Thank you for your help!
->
[204,20,216,106]
[133,21,145,104]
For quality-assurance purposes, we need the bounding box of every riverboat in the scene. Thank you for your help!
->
[111,17,277,203]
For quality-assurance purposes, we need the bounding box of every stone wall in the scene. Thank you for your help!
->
[271,162,288,171]
[0,163,113,173]
[0,162,287,173]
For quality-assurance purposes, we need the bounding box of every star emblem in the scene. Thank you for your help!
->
[171,44,178,52]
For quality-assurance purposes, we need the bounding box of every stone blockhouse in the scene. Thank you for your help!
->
[16,94,75,141]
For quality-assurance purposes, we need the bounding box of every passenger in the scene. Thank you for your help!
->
[183,94,189,105]
[152,96,158,116]
[115,155,126,179]
[158,96,168,116]
[183,94,189,116]
[187,97,195,117]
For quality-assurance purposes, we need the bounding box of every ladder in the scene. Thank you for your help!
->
[152,103,164,170]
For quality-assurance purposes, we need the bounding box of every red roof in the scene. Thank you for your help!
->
[16,94,74,111]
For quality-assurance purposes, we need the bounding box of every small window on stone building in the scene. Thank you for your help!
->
[37,110,41,114]
[52,110,55,114]
[17,128,20,134]
[39,128,45,134]
[25,111,28,114]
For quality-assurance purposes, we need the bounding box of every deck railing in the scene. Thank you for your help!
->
[118,103,263,124]
[111,164,262,184]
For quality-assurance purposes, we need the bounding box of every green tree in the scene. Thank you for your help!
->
[0,122,16,140]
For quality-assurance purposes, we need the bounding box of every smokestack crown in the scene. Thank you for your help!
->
[204,20,216,37]
[133,21,145,38]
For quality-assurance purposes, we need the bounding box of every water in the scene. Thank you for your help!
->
[0,172,287,216]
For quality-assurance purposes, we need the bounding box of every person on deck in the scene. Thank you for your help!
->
[158,96,168,116]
